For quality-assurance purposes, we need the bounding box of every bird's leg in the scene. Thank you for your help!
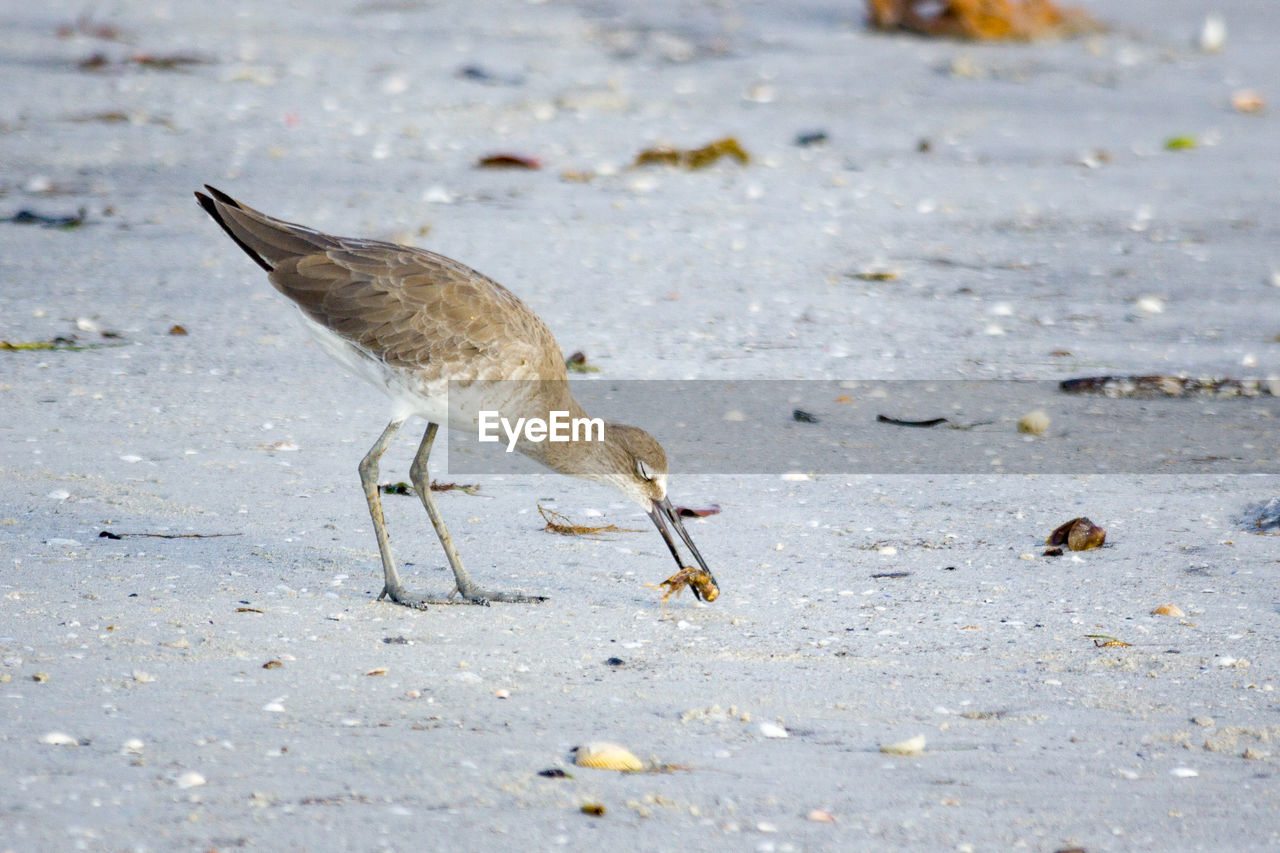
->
[359,418,432,608]
[408,423,546,605]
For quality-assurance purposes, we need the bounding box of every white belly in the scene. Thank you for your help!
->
[297,312,546,433]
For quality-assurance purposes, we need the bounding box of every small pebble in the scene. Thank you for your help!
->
[32,672,50,683]
[132,670,155,683]
[807,809,835,823]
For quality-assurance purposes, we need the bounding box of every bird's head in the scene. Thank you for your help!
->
[590,424,717,597]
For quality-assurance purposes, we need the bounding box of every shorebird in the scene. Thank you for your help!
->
[195,186,716,607]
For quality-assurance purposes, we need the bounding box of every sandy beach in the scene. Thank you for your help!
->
[2,1,1278,850]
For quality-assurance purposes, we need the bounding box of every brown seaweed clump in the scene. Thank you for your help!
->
[866,0,1103,41]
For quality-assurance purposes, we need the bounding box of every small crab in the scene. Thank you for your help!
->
[653,566,720,603]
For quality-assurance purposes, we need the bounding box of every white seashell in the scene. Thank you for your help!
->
[1198,14,1225,53]
[121,738,145,754]
[40,731,78,746]
[1134,295,1164,314]
[572,741,643,772]
[176,771,206,788]
[1170,767,1198,778]
[880,734,927,756]
[759,721,789,739]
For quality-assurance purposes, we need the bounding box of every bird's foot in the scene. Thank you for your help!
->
[377,582,546,608]
[448,585,549,605]
[377,584,461,609]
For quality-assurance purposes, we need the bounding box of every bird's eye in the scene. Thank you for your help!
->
[636,460,655,481]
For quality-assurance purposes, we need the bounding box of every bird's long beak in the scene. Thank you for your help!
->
[648,497,717,592]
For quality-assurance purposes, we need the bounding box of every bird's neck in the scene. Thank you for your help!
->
[515,406,622,482]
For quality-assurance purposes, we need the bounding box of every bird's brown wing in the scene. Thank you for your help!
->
[197,186,567,381]
[272,241,565,380]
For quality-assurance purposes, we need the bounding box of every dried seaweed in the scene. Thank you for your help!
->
[430,480,481,495]
[78,52,211,72]
[99,530,241,539]
[1239,497,1280,535]
[380,480,481,495]
[1,337,106,352]
[456,64,525,86]
[565,351,600,373]
[537,768,571,778]
[476,153,541,170]
[848,269,901,281]
[866,0,1103,41]
[675,504,721,518]
[632,137,749,170]
[877,414,948,428]
[537,504,638,537]
[1059,375,1278,398]
[132,53,210,70]
[3,209,85,228]
[57,15,129,42]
